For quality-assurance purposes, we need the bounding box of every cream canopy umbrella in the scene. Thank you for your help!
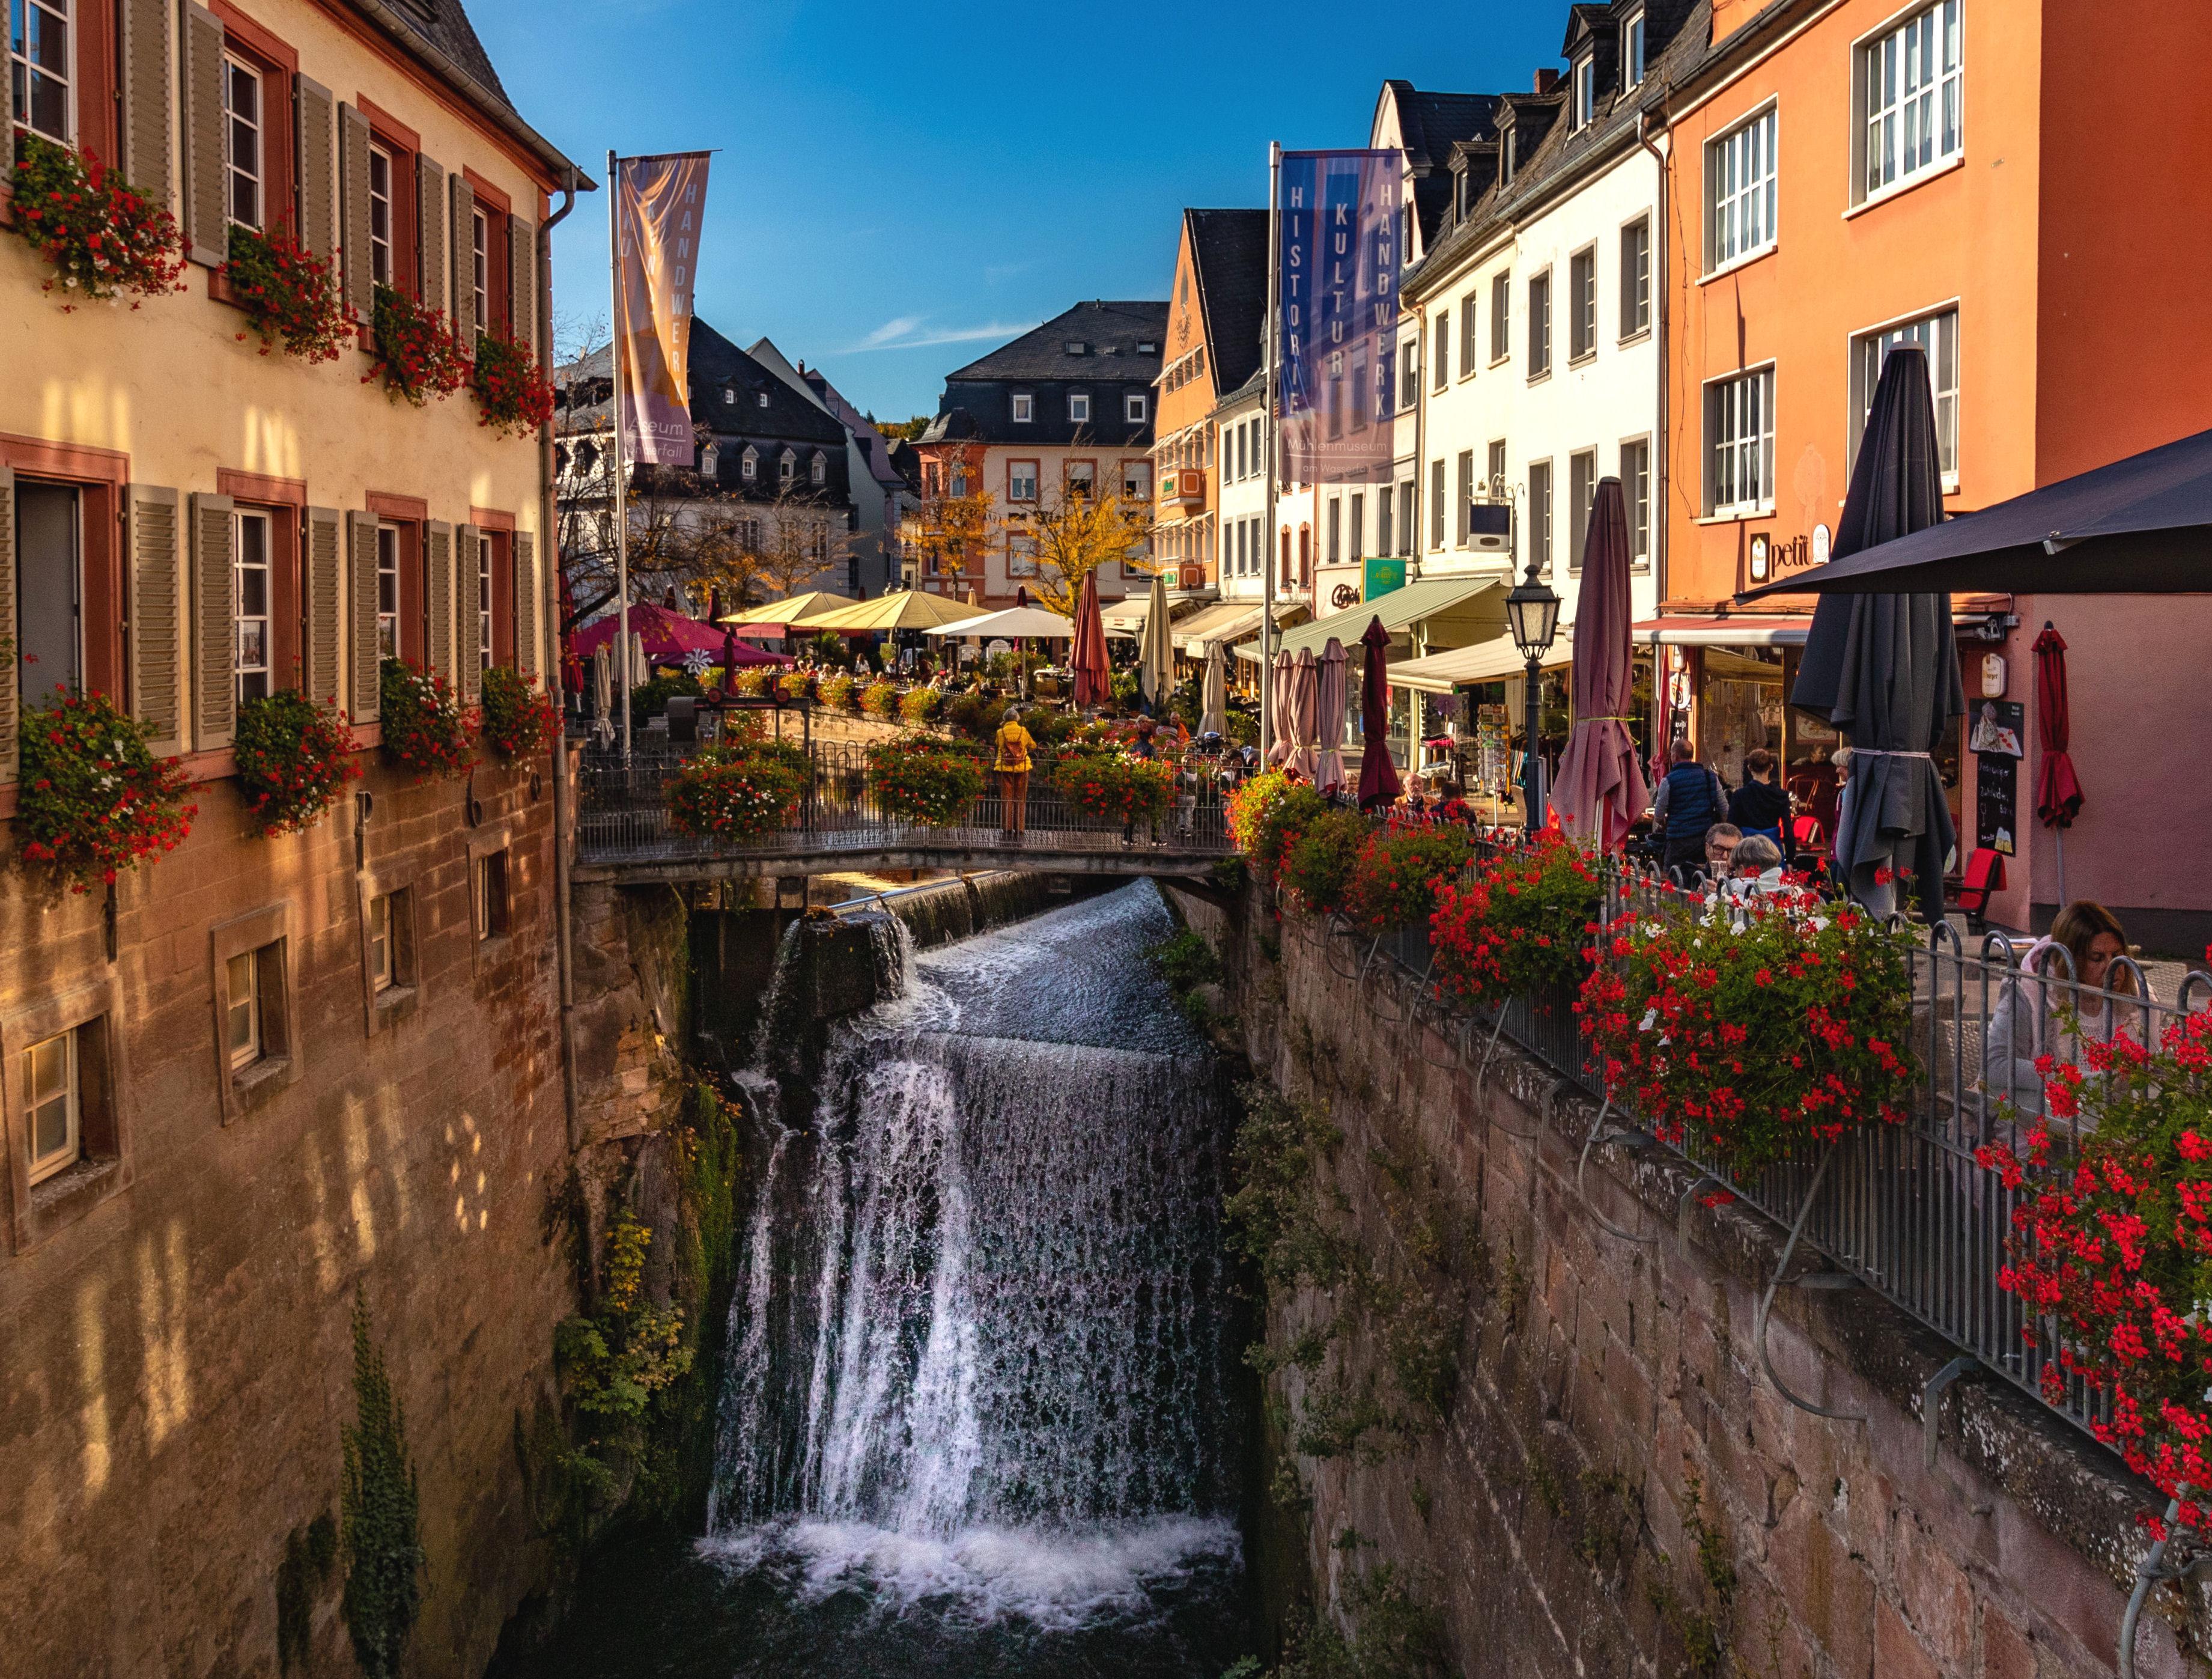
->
[1200,641,1228,737]
[718,590,854,629]
[802,591,992,634]
[1287,647,1321,778]
[920,606,1076,640]
[1137,571,1174,710]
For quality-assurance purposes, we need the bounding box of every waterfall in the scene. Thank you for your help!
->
[702,882,1240,1626]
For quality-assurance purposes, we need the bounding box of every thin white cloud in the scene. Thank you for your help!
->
[845,318,1038,353]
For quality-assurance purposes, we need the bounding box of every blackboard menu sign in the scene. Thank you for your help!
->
[1977,753,2018,856]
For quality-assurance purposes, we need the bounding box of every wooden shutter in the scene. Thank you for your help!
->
[448,175,477,345]
[0,466,16,782]
[512,531,538,684]
[509,216,536,354]
[425,520,455,680]
[338,104,372,320]
[305,506,343,707]
[294,76,337,260]
[180,4,226,266]
[348,512,381,722]
[456,525,482,701]
[188,493,237,751]
[126,486,186,757]
[415,153,446,315]
[117,0,174,207]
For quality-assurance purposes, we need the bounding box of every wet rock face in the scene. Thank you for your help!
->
[800,912,905,1022]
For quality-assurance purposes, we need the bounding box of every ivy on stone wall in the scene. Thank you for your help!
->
[1222,1561,1448,1679]
[340,1291,425,1679]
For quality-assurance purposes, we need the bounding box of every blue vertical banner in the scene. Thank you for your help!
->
[1276,149,1403,489]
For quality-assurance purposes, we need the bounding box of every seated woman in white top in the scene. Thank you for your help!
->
[1983,900,2138,1121]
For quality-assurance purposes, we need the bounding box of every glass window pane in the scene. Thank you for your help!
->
[29,1033,66,1103]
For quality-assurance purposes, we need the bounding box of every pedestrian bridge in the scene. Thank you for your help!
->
[572,742,1237,887]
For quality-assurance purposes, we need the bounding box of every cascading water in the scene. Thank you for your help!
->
[538,882,1251,1677]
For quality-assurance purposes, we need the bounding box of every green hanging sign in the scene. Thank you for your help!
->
[1363,557,1407,602]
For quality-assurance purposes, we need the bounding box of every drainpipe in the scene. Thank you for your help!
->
[539,165,583,1153]
[1637,105,1671,759]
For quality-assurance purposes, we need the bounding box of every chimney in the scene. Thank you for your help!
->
[1535,68,1559,94]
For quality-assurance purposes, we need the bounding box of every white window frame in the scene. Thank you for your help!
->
[368,892,394,992]
[741,445,758,483]
[1568,245,1597,362]
[1069,392,1092,424]
[1012,392,1035,423]
[1459,293,1479,378]
[375,523,400,659]
[779,448,796,484]
[477,532,494,671]
[9,0,74,145]
[1122,460,1150,502]
[1489,270,1512,366]
[1856,0,1963,206]
[1851,303,1961,488]
[1400,340,1418,409]
[1620,214,1653,340]
[1527,268,1552,379]
[1007,459,1039,503]
[223,52,264,231]
[473,849,509,943]
[810,454,826,487]
[471,206,491,331]
[1125,392,1147,424]
[1621,435,1653,565]
[1704,102,1779,276]
[22,1026,79,1187]
[367,142,395,288]
[225,949,262,1070]
[1572,54,1596,129]
[1567,449,1597,570]
[1624,8,1647,88]
[1528,459,1554,573]
[234,508,272,703]
[1706,364,1778,518]
[1433,309,1450,392]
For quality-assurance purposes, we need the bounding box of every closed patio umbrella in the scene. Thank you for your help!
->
[1288,647,1320,778]
[591,644,614,746]
[1355,617,1403,812]
[1315,638,1348,792]
[2033,623,2085,903]
[1072,567,1113,708]
[1553,477,1649,850]
[1791,345,1964,922]
[1201,642,1228,738]
[1138,571,1174,710]
[1268,647,1296,764]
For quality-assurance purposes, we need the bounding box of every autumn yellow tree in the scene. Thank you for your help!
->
[911,442,995,590]
[745,484,864,600]
[1018,484,1155,617]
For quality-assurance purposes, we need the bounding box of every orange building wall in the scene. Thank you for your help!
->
[1157,216,1220,587]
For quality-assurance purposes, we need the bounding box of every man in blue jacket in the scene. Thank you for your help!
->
[1652,739,1730,882]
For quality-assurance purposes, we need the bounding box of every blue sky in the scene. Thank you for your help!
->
[471,1,1564,424]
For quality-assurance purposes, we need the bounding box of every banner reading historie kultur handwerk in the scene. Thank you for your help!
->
[615,151,711,466]
[1275,149,1403,487]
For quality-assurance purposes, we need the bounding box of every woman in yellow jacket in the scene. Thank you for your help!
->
[994,710,1038,836]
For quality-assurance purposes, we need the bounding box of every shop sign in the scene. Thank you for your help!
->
[1746,531,1819,584]
[1363,557,1408,602]
[1978,754,2018,856]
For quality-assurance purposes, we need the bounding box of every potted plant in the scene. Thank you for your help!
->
[479,665,559,761]
[378,659,470,779]
[1050,748,1176,826]
[7,136,186,308]
[365,285,467,405]
[816,671,857,709]
[469,331,556,437]
[866,738,985,826]
[860,680,899,719]
[898,685,942,725]
[234,690,360,835]
[1429,832,1604,1008]
[1278,808,1370,918]
[666,739,808,840]
[17,687,195,892]
[1342,823,1476,934]
[222,225,349,361]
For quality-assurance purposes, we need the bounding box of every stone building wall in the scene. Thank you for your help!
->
[1197,894,2208,1679]
[0,757,571,1677]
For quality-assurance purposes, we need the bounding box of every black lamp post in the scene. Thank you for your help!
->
[1504,556,1561,826]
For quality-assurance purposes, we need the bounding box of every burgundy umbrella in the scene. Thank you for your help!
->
[2032,622,2085,902]
[1553,478,1649,850]
[1072,568,1112,708]
[719,626,741,692]
[1355,617,1402,812]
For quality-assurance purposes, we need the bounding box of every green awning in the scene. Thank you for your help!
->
[1233,576,1507,662]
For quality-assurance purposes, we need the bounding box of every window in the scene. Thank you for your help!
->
[1861,1,1962,199]
[1008,394,1030,428]
[1400,341,1418,409]
[472,207,491,331]
[1069,392,1091,424]
[1488,439,1508,500]
[1569,450,1596,570]
[9,0,70,143]
[235,509,271,702]
[1621,439,1652,564]
[1429,459,1446,549]
[1433,312,1450,392]
[473,849,509,942]
[1350,493,1364,561]
[368,143,394,287]
[22,1028,77,1186]
[1126,392,1147,424]
[1569,248,1596,361]
[476,533,494,671]
[810,454,826,487]
[1398,478,1415,556]
[1528,460,1554,571]
[1707,107,1778,270]
[1572,55,1596,129]
[741,446,758,483]
[699,443,720,481]
[1855,308,1960,481]
[1008,460,1038,502]
[375,524,400,658]
[1459,294,1479,377]
[223,55,264,229]
[1455,451,1474,546]
[1066,460,1095,499]
[1007,533,1038,578]
[1490,272,1511,364]
[721,388,735,406]
[1326,498,1341,565]
[1624,9,1647,88]
[225,949,262,1070]
[1122,460,1150,502]
[1528,270,1552,378]
[756,391,768,409]
[1376,486,1393,558]
[1707,366,1777,515]
[1620,216,1651,338]
[949,462,970,497]
[779,448,796,485]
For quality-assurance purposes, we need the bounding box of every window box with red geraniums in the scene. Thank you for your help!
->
[1342,821,1476,935]
[1575,888,1916,1178]
[378,657,470,780]
[17,687,196,893]
[1429,832,1603,1010]
[233,690,360,836]
[1227,770,1327,888]
[1978,1010,2212,1538]
[866,737,985,826]
[666,738,808,841]
[1278,808,1369,918]
[470,331,556,438]
[479,664,558,761]
[1050,748,1177,826]
[222,225,349,362]
[365,284,467,406]
[8,135,186,309]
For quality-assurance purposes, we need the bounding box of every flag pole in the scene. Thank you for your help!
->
[1260,141,1280,769]
[606,148,633,761]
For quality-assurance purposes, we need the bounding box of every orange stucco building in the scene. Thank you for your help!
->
[1662,0,2212,947]
[1153,209,1269,595]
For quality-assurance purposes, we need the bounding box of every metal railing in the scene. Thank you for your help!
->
[1341,833,2211,1446]
[574,740,1235,868]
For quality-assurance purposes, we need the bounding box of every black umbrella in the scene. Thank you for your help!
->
[1743,422,2212,598]
[1791,346,1964,923]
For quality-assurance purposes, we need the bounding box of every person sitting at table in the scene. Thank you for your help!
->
[1727,748,1791,857]
[1983,900,2139,1121]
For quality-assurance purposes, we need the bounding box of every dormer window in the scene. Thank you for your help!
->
[1624,9,1647,88]
[810,453,827,487]
[1500,128,1516,186]
[1012,392,1035,423]
[1069,392,1092,424]
[757,391,769,409]
[741,446,758,482]
[723,387,737,405]
[1573,55,1596,129]
[779,448,796,484]
[700,444,720,481]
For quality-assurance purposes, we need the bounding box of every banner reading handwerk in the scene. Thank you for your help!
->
[615,151,711,466]
[1275,150,1402,489]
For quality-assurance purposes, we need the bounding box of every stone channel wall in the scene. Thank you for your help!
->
[1187,889,2209,1679]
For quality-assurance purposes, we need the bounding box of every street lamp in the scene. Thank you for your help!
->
[1504,556,1561,827]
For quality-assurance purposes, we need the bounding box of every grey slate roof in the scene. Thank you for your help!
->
[1187,209,1269,396]
[559,320,849,450]
[943,301,1168,383]
[353,0,584,180]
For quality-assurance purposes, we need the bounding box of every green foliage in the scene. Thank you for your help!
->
[1429,832,1605,1007]
[8,133,186,303]
[1149,929,1223,996]
[554,1213,693,1425]
[866,736,986,824]
[275,1510,338,1674]
[1280,809,1370,916]
[946,691,1010,741]
[1225,1083,1354,1291]
[860,678,900,718]
[666,738,809,840]
[224,222,348,361]
[1239,1564,1449,1679]
[341,1291,425,1679]
[1343,824,1475,935]
[1109,668,1141,710]
[898,684,943,724]
[1228,771,1328,885]
[235,689,360,836]
[629,670,703,721]
[1645,1472,1736,1677]
[17,684,196,892]
[480,663,560,760]
[378,657,469,779]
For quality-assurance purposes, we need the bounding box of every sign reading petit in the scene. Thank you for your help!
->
[1274,149,1402,489]
[615,151,712,466]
